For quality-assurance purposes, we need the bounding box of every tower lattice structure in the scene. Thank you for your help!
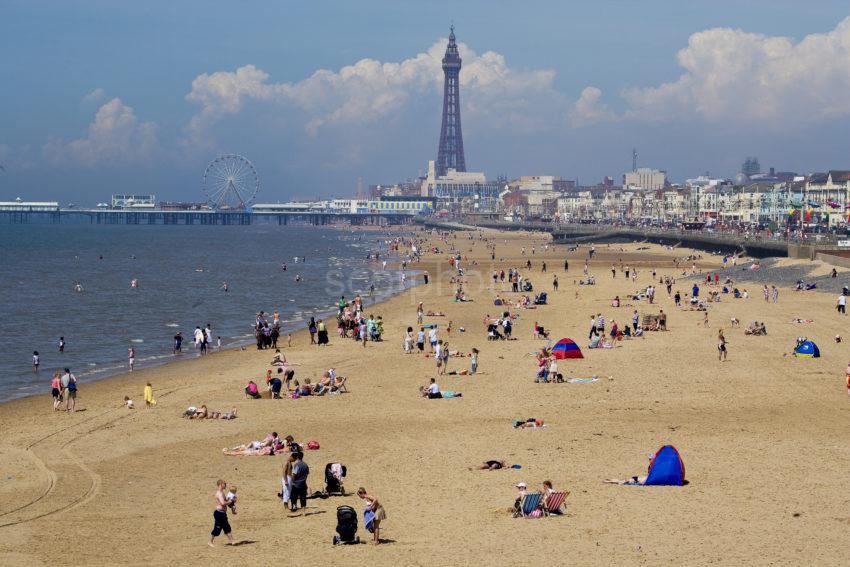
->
[436,26,466,177]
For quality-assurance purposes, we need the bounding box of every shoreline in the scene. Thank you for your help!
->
[0,222,417,406]
[1,274,421,408]
[4,227,850,565]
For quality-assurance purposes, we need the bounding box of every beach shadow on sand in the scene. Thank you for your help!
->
[229,540,256,546]
[288,510,327,518]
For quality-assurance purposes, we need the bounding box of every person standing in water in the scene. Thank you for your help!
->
[128,347,135,371]
[32,351,40,371]
[58,337,65,353]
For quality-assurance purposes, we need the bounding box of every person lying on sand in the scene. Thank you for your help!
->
[222,432,279,455]
[470,460,507,470]
[426,311,445,317]
[222,445,275,456]
[513,418,545,429]
[419,379,462,399]
[604,475,647,485]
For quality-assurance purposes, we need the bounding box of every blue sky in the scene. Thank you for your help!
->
[2,0,850,204]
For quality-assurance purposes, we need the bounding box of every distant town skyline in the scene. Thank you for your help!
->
[2,1,850,204]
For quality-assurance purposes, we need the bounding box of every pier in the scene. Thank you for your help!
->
[0,209,415,226]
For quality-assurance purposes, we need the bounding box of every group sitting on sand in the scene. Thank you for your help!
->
[744,321,767,335]
[419,378,462,399]
[245,369,347,399]
[512,480,568,517]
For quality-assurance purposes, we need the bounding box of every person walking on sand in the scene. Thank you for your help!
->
[143,382,156,408]
[553,275,559,291]
[838,294,846,315]
[209,479,235,547]
[846,361,850,400]
[358,487,386,545]
[718,329,727,361]
[440,341,450,375]
[772,285,779,304]
[61,368,77,412]
[51,371,62,410]
[289,452,309,514]
[281,453,293,508]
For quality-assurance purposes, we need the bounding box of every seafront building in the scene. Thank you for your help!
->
[420,159,502,214]
[623,168,667,191]
[110,194,156,209]
[0,198,59,212]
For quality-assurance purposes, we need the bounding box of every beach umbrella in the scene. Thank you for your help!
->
[551,338,583,359]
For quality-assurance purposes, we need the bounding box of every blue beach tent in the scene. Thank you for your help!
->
[794,341,820,358]
[644,445,685,486]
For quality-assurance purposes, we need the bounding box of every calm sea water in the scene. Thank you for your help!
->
[0,223,408,402]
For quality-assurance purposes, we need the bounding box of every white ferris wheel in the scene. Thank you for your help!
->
[202,154,259,210]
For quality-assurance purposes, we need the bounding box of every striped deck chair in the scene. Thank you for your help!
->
[543,491,569,516]
[513,492,543,518]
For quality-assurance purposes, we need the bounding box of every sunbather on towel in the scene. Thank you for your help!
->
[470,460,507,470]
[604,475,647,485]
[513,418,545,429]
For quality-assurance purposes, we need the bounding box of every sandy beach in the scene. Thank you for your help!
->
[2,226,850,566]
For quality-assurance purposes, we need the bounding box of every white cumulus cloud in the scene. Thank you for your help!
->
[182,38,561,147]
[569,86,616,127]
[620,17,850,123]
[44,98,157,166]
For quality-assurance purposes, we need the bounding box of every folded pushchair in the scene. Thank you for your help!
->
[325,462,347,495]
[333,505,359,545]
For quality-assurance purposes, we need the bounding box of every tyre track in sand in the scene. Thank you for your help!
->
[0,385,190,528]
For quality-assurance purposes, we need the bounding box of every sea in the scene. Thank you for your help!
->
[0,223,409,403]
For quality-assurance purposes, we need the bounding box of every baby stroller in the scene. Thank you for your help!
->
[523,280,534,292]
[333,505,359,545]
[325,462,347,495]
[534,292,548,305]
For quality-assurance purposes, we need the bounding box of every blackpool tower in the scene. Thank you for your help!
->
[436,26,466,177]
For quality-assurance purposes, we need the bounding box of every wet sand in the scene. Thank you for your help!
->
[1,228,849,566]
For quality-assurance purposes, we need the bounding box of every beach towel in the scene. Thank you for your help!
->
[567,377,599,384]
[331,463,344,481]
[364,510,375,533]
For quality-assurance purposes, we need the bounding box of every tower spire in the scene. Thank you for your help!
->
[436,25,466,177]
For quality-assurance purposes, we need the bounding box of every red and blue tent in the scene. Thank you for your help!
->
[552,338,583,359]
[645,445,685,486]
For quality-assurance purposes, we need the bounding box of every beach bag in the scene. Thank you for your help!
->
[307,441,320,450]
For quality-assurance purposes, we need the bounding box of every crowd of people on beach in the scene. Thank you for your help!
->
[35,225,850,554]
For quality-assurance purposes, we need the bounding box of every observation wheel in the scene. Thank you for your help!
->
[202,154,259,209]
